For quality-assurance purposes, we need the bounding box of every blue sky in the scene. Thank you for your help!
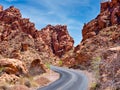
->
[1,0,100,46]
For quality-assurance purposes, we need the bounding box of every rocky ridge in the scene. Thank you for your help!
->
[82,0,120,41]
[0,5,74,89]
[62,0,120,89]
[40,25,74,57]
[0,0,120,89]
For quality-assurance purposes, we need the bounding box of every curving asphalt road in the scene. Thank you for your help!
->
[38,65,88,90]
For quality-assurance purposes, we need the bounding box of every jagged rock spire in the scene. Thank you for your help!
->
[0,5,3,12]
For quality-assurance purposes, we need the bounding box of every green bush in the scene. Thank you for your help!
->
[59,60,63,66]
[90,82,100,90]
[45,63,50,69]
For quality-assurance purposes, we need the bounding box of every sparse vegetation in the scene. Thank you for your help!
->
[19,76,39,88]
[0,66,4,75]
[45,63,50,69]
[90,82,100,90]
[91,56,101,80]
[59,60,63,66]
[89,56,102,90]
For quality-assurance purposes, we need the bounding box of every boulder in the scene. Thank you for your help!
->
[0,59,27,75]
[29,59,46,76]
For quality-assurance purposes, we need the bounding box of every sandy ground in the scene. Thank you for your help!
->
[39,70,60,88]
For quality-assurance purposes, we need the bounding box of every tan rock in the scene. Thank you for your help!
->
[9,85,29,90]
[0,5,3,12]
[29,59,46,76]
[21,43,29,51]
[0,73,19,85]
[0,59,27,75]
[10,50,22,59]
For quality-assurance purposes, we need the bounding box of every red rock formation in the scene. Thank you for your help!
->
[82,0,120,41]
[0,59,27,75]
[61,0,120,68]
[10,50,21,60]
[0,5,73,59]
[0,5,74,89]
[71,1,120,89]
[0,5,3,12]
[29,59,46,76]
[99,49,120,90]
[40,25,74,57]
[21,43,29,51]
[0,5,41,41]
[0,5,51,79]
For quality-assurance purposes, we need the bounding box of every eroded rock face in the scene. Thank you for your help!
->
[0,5,3,12]
[0,73,19,86]
[75,1,120,65]
[69,1,120,89]
[0,59,27,75]
[0,6,41,41]
[0,5,73,89]
[0,5,73,60]
[99,49,120,90]
[0,5,55,65]
[29,59,46,76]
[21,43,29,51]
[40,25,74,57]
[82,0,120,41]
[74,24,120,66]
[62,1,120,68]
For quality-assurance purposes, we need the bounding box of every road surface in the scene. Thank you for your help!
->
[38,65,88,90]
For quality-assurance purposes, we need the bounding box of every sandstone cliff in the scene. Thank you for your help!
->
[62,0,120,89]
[0,5,74,89]
[82,0,120,41]
[40,25,74,57]
[75,0,119,89]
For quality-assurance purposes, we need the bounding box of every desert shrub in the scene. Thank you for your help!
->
[0,66,5,75]
[90,82,101,90]
[45,63,50,69]
[91,56,101,80]
[59,60,63,66]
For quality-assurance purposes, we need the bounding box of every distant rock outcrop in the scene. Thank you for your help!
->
[68,0,120,66]
[82,0,120,41]
[0,5,3,12]
[63,0,120,89]
[0,6,74,59]
[40,25,74,57]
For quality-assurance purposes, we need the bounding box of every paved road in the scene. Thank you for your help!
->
[38,65,88,90]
